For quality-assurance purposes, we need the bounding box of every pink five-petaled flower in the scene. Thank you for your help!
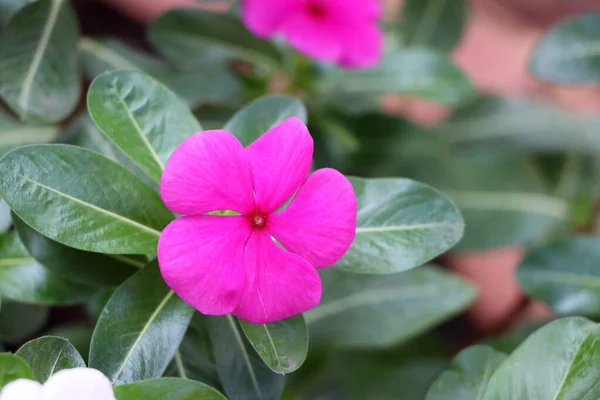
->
[241,0,383,69]
[157,117,357,324]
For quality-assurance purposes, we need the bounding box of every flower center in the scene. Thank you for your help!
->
[306,0,327,18]
[249,210,268,228]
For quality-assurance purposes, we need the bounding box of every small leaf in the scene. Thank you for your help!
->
[88,70,202,183]
[530,13,600,84]
[305,265,475,348]
[0,0,80,123]
[337,177,464,274]
[89,261,194,385]
[0,145,173,254]
[114,378,226,400]
[239,315,308,374]
[224,95,307,146]
[0,301,48,343]
[0,110,60,156]
[46,324,93,364]
[425,345,506,400]
[207,315,285,400]
[15,336,85,383]
[0,353,33,389]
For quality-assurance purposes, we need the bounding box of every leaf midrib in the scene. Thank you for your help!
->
[356,221,462,233]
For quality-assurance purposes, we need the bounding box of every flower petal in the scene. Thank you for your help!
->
[338,22,383,69]
[242,0,303,37]
[160,130,255,216]
[279,14,343,63]
[329,0,382,19]
[43,368,115,400]
[0,379,43,400]
[268,168,357,268]
[234,229,321,324]
[158,215,252,315]
[246,117,313,214]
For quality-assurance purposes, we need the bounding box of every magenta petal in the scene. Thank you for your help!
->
[329,0,382,19]
[246,117,313,214]
[234,229,321,324]
[158,215,252,316]
[242,0,303,37]
[338,22,383,69]
[268,168,357,268]
[279,14,343,63]
[160,130,255,215]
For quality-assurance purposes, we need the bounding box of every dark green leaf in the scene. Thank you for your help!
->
[15,336,85,382]
[425,345,506,400]
[114,378,226,400]
[337,177,464,274]
[89,262,194,385]
[224,95,307,146]
[0,301,48,343]
[0,353,33,389]
[88,70,202,183]
[0,0,80,123]
[305,265,475,348]
[239,315,308,374]
[0,110,60,156]
[530,13,600,84]
[0,0,30,27]
[207,315,285,400]
[0,145,173,254]
[46,324,93,364]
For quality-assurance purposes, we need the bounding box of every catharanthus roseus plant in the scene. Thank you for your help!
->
[158,117,357,323]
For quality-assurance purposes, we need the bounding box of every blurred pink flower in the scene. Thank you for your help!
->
[241,0,383,68]
[158,117,357,324]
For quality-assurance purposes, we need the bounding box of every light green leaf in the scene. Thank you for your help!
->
[425,345,506,400]
[336,177,464,274]
[114,378,226,400]
[0,353,33,389]
[0,145,173,254]
[0,301,48,343]
[305,265,476,348]
[239,315,308,374]
[89,262,194,385]
[0,109,60,156]
[88,70,202,183]
[16,336,85,383]
[0,198,10,234]
[0,0,80,123]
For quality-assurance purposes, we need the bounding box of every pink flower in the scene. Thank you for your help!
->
[241,0,383,69]
[157,117,357,324]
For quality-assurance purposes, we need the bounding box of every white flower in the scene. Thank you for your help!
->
[0,368,116,400]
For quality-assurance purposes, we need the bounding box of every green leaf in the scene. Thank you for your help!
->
[399,0,467,51]
[207,315,285,400]
[425,345,506,400]
[482,317,600,400]
[0,231,94,304]
[317,48,474,114]
[305,265,475,348]
[0,109,60,156]
[0,198,10,234]
[15,336,85,383]
[0,0,80,123]
[0,353,33,389]
[114,378,226,400]
[148,9,282,70]
[89,262,194,385]
[0,0,30,27]
[224,95,307,146]
[517,235,600,316]
[0,301,48,343]
[88,70,202,183]
[13,214,139,286]
[336,177,464,274]
[0,145,173,254]
[530,13,600,84]
[239,315,308,374]
[46,324,93,364]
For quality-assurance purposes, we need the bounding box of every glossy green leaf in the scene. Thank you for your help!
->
[399,0,467,51]
[46,324,93,364]
[13,214,140,286]
[0,231,94,304]
[317,48,474,114]
[207,315,285,400]
[0,110,60,156]
[16,336,85,382]
[517,235,600,316]
[425,345,506,400]
[0,353,33,389]
[148,9,282,70]
[239,315,308,374]
[88,70,201,183]
[305,265,476,347]
[482,317,600,400]
[0,0,80,123]
[224,95,307,146]
[530,13,600,84]
[0,145,173,254]
[114,378,226,400]
[89,262,194,385]
[336,177,464,274]
[0,301,48,343]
